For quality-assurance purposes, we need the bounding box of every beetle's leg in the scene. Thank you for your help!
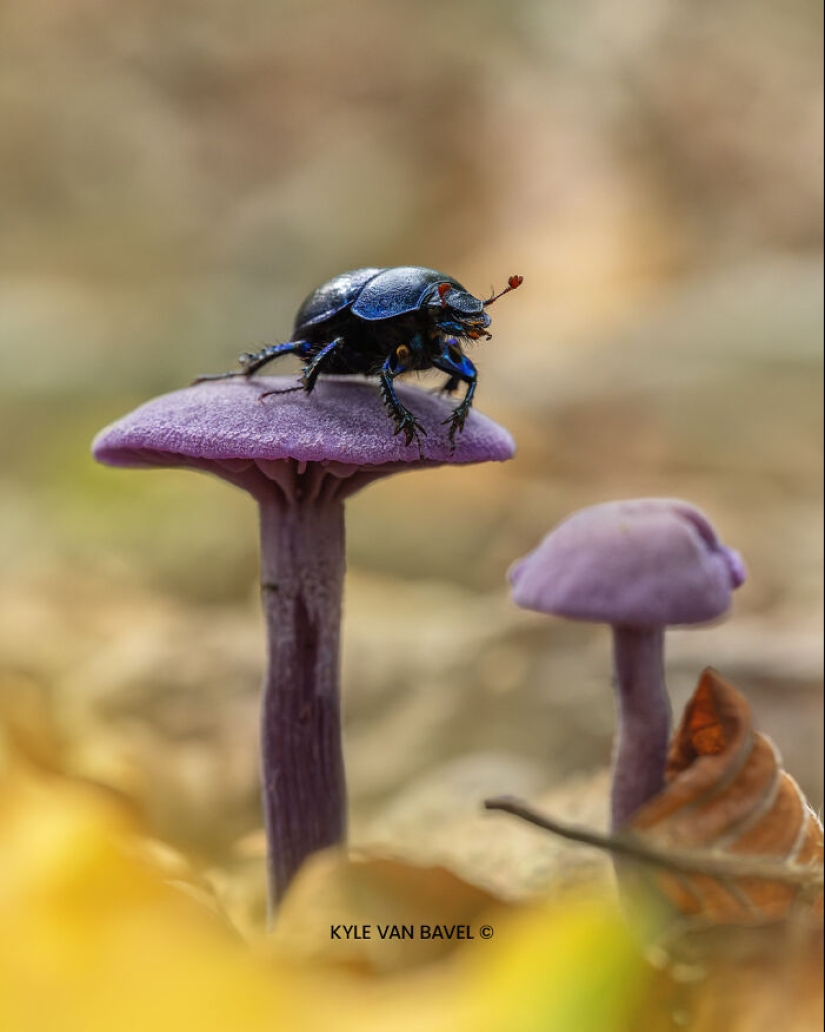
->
[259,338,348,402]
[427,337,461,395]
[432,344,477,449]
[301,337,345,393]
[379,353,427,453]
[191,341,310,384]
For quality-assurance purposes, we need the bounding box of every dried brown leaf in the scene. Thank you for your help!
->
[630,668,824,922]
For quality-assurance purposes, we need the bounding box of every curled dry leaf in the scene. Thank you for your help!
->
[629,668,824,922]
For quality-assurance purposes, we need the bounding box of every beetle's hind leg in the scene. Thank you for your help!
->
[192,341,310,385]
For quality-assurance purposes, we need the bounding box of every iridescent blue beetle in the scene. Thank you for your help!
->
[194,266,523,448]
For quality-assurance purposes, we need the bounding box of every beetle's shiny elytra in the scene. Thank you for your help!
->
[194,266,523,449]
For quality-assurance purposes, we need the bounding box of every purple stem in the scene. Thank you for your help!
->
[258,497,347,918]
[610,625,671,831]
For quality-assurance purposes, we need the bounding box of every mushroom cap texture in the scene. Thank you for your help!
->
[509,498,745,627]
[93,377,515,475]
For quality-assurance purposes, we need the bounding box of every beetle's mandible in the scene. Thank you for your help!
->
[193,266,523,449]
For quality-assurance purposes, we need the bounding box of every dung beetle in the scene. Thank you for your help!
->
[194,266,523,448]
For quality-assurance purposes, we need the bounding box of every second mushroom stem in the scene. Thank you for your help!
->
[611,626,671,831]
[258,496,347,918]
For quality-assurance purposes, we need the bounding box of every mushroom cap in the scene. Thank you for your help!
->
[509,499,745,627]
[93,377,514,501]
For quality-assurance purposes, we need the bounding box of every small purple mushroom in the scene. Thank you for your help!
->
[93,376,514,914]
[508,499,745,831]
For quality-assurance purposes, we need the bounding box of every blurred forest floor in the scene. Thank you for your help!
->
[0,0,822,927]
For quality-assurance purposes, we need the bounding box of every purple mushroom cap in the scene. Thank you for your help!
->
[509,498,745,628]
[93,376,515,496]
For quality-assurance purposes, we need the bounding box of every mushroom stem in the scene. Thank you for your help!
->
[258,496,347,916]
[610,626,671,831]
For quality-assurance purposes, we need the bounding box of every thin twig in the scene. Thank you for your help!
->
[484,795,824,889]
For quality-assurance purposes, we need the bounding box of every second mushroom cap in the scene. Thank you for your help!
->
[509,499,746,627]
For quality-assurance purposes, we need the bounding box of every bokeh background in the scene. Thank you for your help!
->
[1,0,822,927]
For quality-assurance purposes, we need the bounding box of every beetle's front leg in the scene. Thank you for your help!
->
[379,350,427,451]
[432,344,477,448]
[434,337,461,395]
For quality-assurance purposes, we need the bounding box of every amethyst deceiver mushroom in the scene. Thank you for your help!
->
[93,376,513,913]
[508,499,746,831]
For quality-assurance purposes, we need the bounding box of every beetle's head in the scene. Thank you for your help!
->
[428,275,523,342]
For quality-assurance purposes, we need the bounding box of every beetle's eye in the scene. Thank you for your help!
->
[436,283,452,307]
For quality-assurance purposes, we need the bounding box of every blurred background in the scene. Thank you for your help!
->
[0,0,822,926]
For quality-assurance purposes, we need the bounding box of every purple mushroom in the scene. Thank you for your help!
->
[508,499,745,831]
[93,376,514,913]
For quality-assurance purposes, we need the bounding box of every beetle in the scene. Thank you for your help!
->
[193,266,523,448]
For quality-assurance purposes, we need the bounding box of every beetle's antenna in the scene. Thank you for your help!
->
[483,274,524,307]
